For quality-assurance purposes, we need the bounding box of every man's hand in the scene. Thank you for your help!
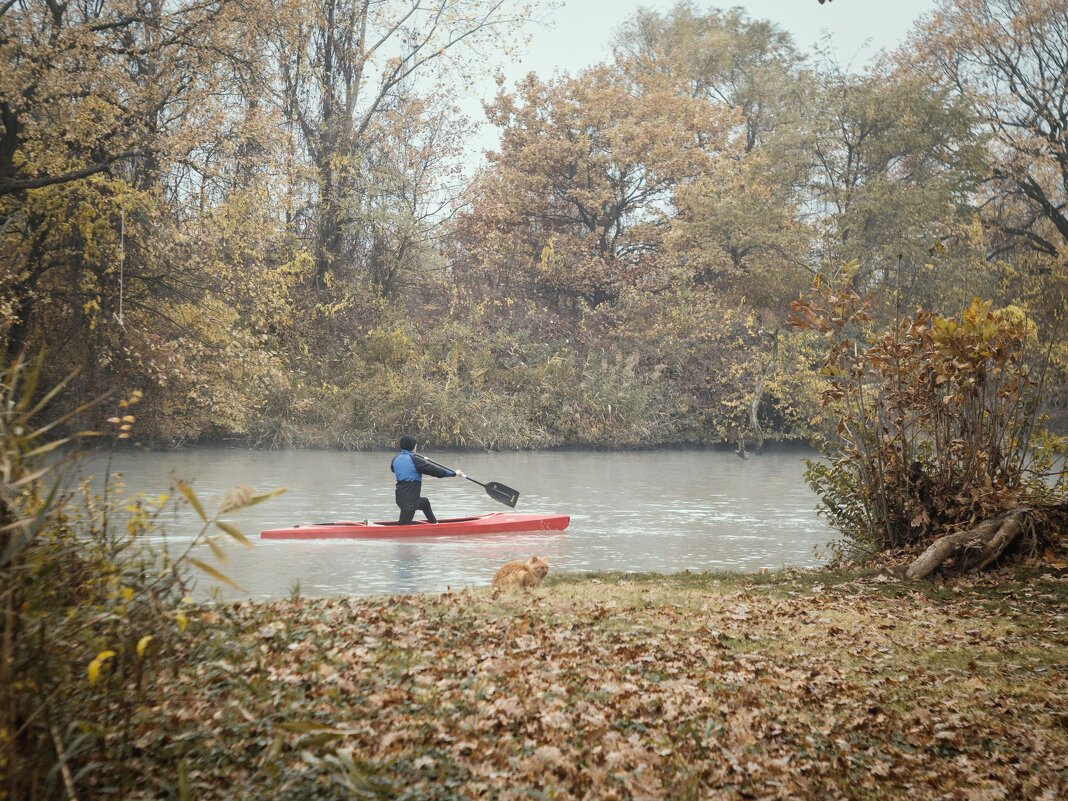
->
[455,470,466,478]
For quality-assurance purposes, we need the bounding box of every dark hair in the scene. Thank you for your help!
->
[398,435,417,451]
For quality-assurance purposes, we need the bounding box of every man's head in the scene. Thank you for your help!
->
[399,434,418,451]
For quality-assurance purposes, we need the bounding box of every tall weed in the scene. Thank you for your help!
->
[1,353,279,799]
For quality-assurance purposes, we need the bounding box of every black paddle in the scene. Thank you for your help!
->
[419,455,520,508]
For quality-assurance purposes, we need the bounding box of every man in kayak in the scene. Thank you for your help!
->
[390,435,465,524]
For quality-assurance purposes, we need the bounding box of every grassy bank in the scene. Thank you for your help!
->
[141,567,1066,800]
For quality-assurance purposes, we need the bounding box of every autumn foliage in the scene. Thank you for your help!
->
[0,356,280,800]
[792,285,1067,553]
[4,2,1068,797]
[2,0,1066,448]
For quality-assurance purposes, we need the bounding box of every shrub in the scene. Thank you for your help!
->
[791,288,1068,553]
[0,353,278,799]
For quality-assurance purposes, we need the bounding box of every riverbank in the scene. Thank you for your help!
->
[137,565,1068,800]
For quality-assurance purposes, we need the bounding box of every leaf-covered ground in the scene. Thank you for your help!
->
[149,568,1068,800]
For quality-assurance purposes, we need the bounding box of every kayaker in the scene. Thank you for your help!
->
[390,435,465,524]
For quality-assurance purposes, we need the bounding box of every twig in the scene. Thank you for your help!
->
[1017,324,1058,474]
[49,721,79,801]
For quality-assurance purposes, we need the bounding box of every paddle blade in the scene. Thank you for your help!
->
[484,481,520,508]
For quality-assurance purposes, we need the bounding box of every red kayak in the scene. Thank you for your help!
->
[260,512,570,540]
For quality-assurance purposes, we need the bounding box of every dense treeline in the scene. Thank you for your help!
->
[1,0,1065,448]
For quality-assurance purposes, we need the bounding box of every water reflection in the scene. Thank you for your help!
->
[80,447,834,600]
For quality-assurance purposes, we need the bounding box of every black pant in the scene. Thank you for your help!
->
[396,481,437,524]
[398,497,436,524]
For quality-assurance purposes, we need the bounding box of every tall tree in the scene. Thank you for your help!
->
[907,0,1068,423]
[460,64,740,308]
[612,1,802,153]
[1,0,255,353]
[610,3,812,310]
[0,0,298,440]
[800,63,989,311]
[272,0,528,289]
[910,0,1068,260]
[359,94,471,298]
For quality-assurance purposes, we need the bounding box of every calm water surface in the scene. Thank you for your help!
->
[81,448,834,600]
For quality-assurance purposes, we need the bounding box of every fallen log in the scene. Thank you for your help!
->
[906,507,1030,580]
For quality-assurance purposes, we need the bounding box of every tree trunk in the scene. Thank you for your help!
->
[315,166,341,287]
[906,507,1029,580]
[747,329,779,454]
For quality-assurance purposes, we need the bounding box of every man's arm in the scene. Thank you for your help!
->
[412,454,458,479]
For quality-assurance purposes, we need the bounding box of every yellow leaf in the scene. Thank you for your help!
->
[216,520,253,548]
[176,611,188,632]
[206,535,228,565]
[245,487,288,507]
[121,586,133,602]
[189,558,246,592]
[87,650,117,686]
[137,635,154,658]
[177,481,207,522]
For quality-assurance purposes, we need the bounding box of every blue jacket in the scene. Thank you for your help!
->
[390,450,454,483]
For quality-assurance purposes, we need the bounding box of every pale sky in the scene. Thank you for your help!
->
[511,0,941,78]
[463,0,942,164]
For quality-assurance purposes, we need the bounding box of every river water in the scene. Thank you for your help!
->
[80,447,834,600]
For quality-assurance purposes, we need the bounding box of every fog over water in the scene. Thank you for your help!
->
[80,447,835,600]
